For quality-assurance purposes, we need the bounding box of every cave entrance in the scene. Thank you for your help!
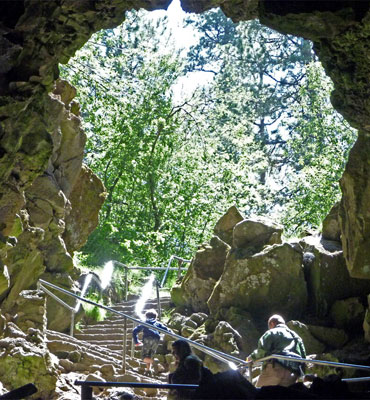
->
[59,0,355,272]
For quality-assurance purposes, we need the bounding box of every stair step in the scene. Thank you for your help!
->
[81,318,135,326]
[74,332,132,341]
[78,324,134,332]
[46,294,175,400]
[77,325,130,334]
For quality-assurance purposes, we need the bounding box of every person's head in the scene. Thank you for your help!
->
[267,314,285,329]
[145,309,158,320]
[171,339,192,362]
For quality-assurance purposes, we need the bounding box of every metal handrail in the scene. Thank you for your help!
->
[249,354,370,384]
[38,279,249,370]
[255,354,370,372]
[74,380,199,400]
[342,376,370,382]
[160,255,191,287]
[39,279,370,384]
[111,257,190,301]
[37,281,76,336]
[37,272,103,337]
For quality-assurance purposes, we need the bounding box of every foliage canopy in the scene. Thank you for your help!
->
[60,8,356,277]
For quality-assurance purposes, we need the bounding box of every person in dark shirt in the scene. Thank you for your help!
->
[132,309,172,374]
[168,339,213,399]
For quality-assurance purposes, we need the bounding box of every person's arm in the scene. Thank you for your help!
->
[156,321,173,333]
[132,325,143,345]
[298,337,306,358]
[249,330,274,361]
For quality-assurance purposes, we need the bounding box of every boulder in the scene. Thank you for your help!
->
[339,133,370,279]
[85,373,105,396]
[1,223,46,311]
[232,218,283,250]
[331,337,370,367]
[308,325,348,349]
[171,272,215,313]
[208,243,307,321]
[189,312,208,326]
[9,290,46,334]
[305,353,352,379]
[48,80,87,197]
[171,236,230,312]
[212,321,241,356]
[330,297,365,331]
[193,236,230,280]
[217,307,260,355]
[63,164,106,254]
[25,174,68,231]
[184,318,198,330]
[188,324,207,343]
[214,206,244,246]
[301,235,370,317]
[181,325,196,338]
[0,336,58,398]
[168,312,187,333]
[322,202,341,242]
[287,320,325,355]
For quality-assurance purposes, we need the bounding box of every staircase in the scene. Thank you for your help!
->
[75,294,172,358]
[46,292,174,399]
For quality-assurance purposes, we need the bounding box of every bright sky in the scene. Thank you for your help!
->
[152,0,199,49]
[150,0,214,100]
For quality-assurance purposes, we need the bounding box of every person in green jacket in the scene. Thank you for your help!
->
[246,314,306,388]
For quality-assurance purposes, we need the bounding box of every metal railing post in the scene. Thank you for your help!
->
[131,336,135,358]
[70,310,75,337]
[156,280,161,320]
[124,267,128,302]
[248,362,253,383]
[131,321,136,358]
[81,385,93,400]
[122,316,127,373]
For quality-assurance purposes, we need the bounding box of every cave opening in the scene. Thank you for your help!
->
[58,1,356,272]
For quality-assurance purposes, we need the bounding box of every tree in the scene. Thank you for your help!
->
[61,12,189,267]
[279,62,356,233]
[185,9,355,233]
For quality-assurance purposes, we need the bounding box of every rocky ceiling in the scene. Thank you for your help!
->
[0,0,369,326]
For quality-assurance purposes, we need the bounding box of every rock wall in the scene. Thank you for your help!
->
[170,207,370,372]
[0,0,174,330]
[173,207,370,326]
